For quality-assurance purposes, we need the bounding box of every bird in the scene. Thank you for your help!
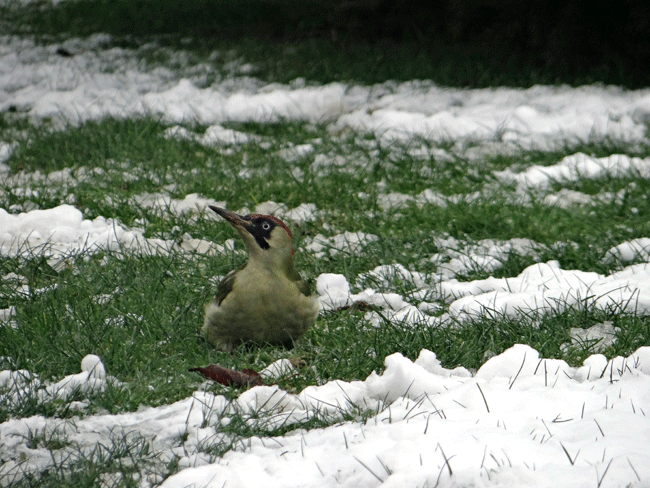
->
[202,206,319,350]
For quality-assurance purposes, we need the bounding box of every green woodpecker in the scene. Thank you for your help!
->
[202,206,319,350]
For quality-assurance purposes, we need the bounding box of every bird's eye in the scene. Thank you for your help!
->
[261,222,271,230]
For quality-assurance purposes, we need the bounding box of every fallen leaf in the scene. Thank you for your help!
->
[189,365,264,388]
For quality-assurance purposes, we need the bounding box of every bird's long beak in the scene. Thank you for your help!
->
[209,206,252,232]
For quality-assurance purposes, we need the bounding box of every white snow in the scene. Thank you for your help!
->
[0,306,16,322]
[332,84,650,149]
[430,236,542,279]
[315,258,650,329]
[246,201,320,225]
[165,124,258,146]
[306,231,379,258]
[0,204,174,257]
[495,153,650,191]
[442,259,650,322]
[3,346,650,488]
[2,33,650,488]
[565,321,618,353]
[2,36,650,147]
[377,188,449,210]
[131,192,227,218]
[606,238,650,263]
[259,358,295,380]
[0,354,112,411]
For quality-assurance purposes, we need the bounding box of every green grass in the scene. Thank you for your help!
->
[2,114,650,488]
[2,118,650,409]
[2,0,646,88]
[5,428,170,488]
[1,7,650,484]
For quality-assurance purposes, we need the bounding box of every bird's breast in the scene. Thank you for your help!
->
[203,264,318,346]
[223,266,318,318]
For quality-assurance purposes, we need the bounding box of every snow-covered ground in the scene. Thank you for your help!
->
[3,34,650,150]
[2,34,650,487]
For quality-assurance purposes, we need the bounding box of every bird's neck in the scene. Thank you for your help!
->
[247,252,297,278]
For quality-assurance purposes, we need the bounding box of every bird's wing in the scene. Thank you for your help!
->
[215,267,240,305]
[288,267,313,297]
[296,278,313,297]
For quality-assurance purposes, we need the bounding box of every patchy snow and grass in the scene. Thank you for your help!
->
[3,345,650,488]
[2,33,650,488]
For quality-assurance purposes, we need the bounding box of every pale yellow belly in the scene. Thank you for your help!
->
[202,268,319,349]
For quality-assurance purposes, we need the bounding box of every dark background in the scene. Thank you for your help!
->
[10,0,650,87]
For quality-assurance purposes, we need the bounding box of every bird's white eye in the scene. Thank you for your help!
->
[262,222,271,230]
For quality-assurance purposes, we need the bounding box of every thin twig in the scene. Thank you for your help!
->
[627,457,641,481]
[476,383,490,413]
[353,456,384,483]
[437,443,453,477]
[509,351,526,389]
[594,418,605,437]
[596,459,613,488]
[559,442,579,465]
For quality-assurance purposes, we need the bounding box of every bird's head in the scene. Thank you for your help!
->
[209,206,295,269]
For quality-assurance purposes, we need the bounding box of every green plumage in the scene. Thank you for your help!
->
[201,207,319,350]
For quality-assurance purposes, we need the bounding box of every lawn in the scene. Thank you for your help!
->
[1,2,650,486]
